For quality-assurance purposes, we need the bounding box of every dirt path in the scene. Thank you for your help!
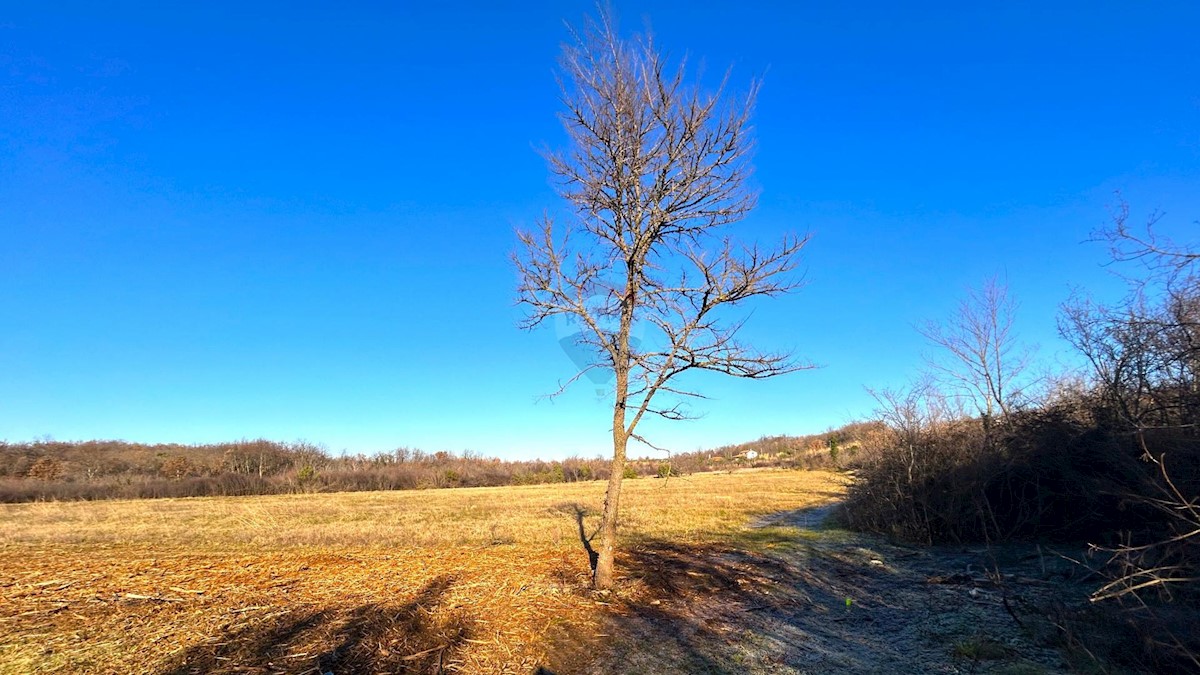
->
[582,504,1094,674]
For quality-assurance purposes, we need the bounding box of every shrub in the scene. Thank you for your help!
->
[160,455,194,480]
[26,457,63,481]
[296,464,318,489]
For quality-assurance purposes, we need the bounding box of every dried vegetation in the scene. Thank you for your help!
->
[0,470,843,674]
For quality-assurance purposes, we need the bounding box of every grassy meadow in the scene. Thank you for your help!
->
[0,469,844,674]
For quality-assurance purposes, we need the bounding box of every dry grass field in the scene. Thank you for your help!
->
[0,469,844,674]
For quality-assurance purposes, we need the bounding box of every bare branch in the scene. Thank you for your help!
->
[1100,194,1200,273]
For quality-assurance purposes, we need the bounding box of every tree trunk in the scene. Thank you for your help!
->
[594,422,629,589]
[595,319,632,590]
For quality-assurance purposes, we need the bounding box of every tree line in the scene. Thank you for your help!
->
[0,429,854,503]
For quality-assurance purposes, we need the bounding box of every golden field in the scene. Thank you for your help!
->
[0,469,844,674]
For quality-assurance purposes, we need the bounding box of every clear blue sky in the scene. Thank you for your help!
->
[2,1,1197,459]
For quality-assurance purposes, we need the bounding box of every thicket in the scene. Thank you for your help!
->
[842,204,1200,671]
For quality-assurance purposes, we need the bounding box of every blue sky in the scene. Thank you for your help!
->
[1,1,1197,458]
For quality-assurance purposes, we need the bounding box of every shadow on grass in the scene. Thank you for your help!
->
[568,503,600,573]
[541,501,923,672]
[578,526,895,674]
[161,575,473,675]
[751,500,847,531]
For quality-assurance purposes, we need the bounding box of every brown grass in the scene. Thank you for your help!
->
[0,469,844,674]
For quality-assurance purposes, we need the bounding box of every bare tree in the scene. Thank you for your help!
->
[918,276,1031,426]
[1065,202,1200,668]
[514,13,809,589]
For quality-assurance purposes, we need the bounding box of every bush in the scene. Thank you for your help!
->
[842,386,1200,670]
[26,457,63,481]
[296,464,318,491]
[160,456,195,480]
[841,394,1168,545]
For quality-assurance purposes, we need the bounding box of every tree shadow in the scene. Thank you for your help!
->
[555,502,599,573]
[161,575,473,675]
[579,530,911,674]
[547,502,1032,672]
[544,501,888,671]
[570,522,1097,674]
[597,540,797,672]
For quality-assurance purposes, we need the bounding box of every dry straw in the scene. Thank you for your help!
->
[0,470,842,673]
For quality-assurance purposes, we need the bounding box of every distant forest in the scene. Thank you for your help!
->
[0,423,880,503]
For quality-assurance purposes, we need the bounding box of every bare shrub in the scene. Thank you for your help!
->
[842,380,990,543]
[160,455,195,480]
[26,457,63,481]
[1072,200,1200,668]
